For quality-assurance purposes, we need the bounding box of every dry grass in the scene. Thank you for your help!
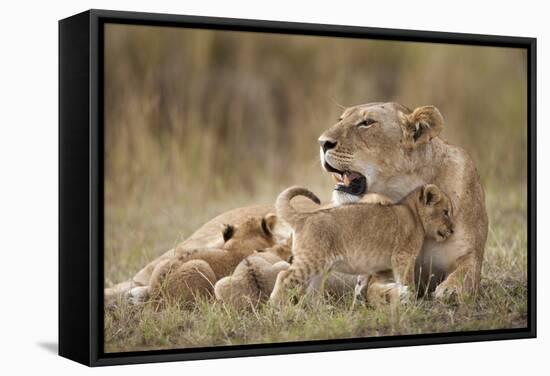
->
[104,183,527,353]
[103,24,528,352]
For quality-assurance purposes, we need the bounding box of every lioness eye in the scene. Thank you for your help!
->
[357,118,376,128]
[444,209,449,217]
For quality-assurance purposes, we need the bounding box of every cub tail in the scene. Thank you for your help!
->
[275,186,321,228]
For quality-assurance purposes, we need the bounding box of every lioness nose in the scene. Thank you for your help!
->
[319,139,337,153]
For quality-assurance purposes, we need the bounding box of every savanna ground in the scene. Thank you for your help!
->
[103,25,528,352]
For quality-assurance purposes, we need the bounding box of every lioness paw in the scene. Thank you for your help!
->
[126,286,150,305]
[434,282,459,301]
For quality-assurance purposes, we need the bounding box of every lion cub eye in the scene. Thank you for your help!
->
[443,209,450,217]
[357,118,376,129]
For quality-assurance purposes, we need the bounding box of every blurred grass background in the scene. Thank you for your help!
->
[103,24,528,350]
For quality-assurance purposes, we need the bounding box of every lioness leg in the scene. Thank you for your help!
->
[126,286,150,305]
[105,280,141,308]
[270,253,325,304]
[434,251,478,300]
[104,253,175,307]
[132,256,171,286]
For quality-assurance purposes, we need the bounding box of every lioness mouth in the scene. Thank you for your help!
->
[324,162,367,196]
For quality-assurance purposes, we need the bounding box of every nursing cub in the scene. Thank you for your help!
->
[214,242,292,308]
[214,240,358,308]
[126,214,278,307]
[270,185,454,304]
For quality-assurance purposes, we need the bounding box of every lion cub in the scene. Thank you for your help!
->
[214,242,292,308]
[127,214,278,306]
[215,240,360,308]
[270,185,454,304]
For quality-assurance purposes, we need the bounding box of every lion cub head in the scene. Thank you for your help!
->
[255,238,292,262]
[414,184,454,242]
[221,214,278,251]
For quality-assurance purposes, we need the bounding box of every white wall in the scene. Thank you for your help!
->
[0,0,546,374]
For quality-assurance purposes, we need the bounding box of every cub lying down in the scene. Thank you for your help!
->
[126,214,278,306]
[214,242,292,308]
[270,185,455,304]
[215,239,365,308]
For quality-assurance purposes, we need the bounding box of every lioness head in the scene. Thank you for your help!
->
[318,102,444,204]
[221,214,278,251]
[415,184,454,242]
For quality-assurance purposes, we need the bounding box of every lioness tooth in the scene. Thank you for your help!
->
[343,174,350,186]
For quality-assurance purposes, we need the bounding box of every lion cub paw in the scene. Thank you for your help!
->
[126,286,150,305]
[360,193,394,206]
[384,282,411,304]
[395,283,411,303]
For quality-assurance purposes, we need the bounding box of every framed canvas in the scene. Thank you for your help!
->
[59,9,536,366]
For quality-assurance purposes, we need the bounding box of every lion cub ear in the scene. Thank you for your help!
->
[420,184,442,206]
[261,213,278,236]
[399,105,444,149]
[222,224,235,242]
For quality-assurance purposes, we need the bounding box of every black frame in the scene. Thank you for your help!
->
[59,9,537,367]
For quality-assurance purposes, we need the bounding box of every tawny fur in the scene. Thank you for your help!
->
[214,240,358,308]
[270,184,455,304]
[319,102,487,300]
[149,259,217,306]
[214,248,291,308]
[107,102,487,304]
[123,214,279,307]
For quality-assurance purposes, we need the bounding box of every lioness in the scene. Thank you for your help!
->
[121,214,279,307]
[318,103,487,299]
[107,102,487,302]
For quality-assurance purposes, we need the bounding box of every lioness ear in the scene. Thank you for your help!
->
[222,224,235,242]
[261,213,277,236]
[399,106,444,149]
[420,184,442,206]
